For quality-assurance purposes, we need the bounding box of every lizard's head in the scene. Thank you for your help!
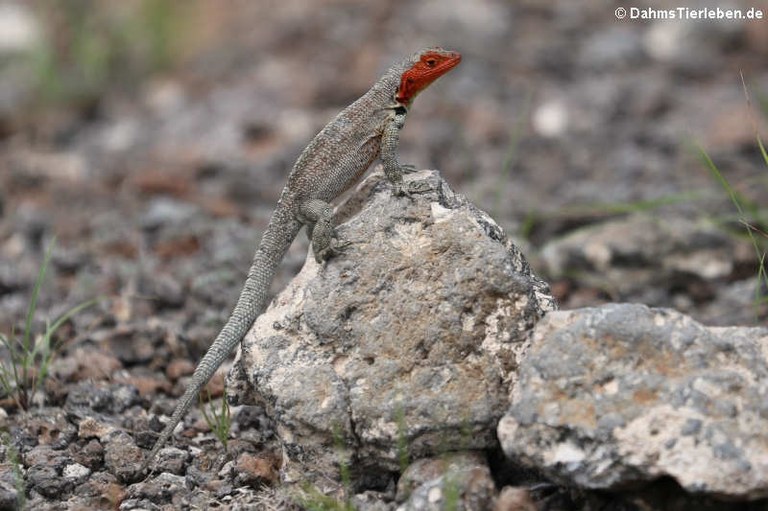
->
[396,48,461,106]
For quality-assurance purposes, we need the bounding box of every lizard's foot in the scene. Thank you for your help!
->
[406,180,431,193]
[385,162,418,197]
[391,182,412,198]
[391,179,430,198]
[314,238,352,263]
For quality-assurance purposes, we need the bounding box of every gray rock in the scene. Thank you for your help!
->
[0,479,19,511]
[65,382,142,415]
[69,439,104,470]
[697,279,768,327]
[139,198,198,230]
[152,447,189,476]
[541,213,750,302]
[229,169,554,482]
[123,472,187,509]
[494,486,536,511]
[62,462,91,483]
[0,464,21,511]
[351,491,396,511]
[103,431,144,482]
[25,446,74,499]
[396,451,486,503]
[21,409,77,451]
[498,303,768,499]
[0,3,40,54]
[396,453,496,511]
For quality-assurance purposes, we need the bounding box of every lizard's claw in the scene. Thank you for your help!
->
[391,182,413,198]
[407,180,431,193]
[314,238,352,263]
[391,179,430,198]
[401,163,418,174]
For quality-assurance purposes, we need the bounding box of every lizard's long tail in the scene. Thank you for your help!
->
[141,202,302,473]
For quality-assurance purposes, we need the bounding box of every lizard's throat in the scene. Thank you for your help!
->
[395,67,450,105]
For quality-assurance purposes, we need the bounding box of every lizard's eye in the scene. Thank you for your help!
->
[425,58,437,68]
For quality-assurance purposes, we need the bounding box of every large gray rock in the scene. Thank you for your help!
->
[540,213,754,310]
[542,213,748,287]
[228,168,555,483]
[498,303,768,500]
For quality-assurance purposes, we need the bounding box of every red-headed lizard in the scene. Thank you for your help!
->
[141,48,461,472]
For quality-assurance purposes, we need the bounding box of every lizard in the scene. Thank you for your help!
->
[140,47,461,473]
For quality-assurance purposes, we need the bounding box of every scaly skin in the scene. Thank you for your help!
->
[141,48,461,473]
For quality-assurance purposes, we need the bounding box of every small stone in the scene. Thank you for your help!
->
[23,410,77,450]
[202,370,226,399]
[116,374,171,398]
[54,348,123,382]
[63,462,91,481]
[396,452,486,502]
[217,460,236,479]
[426,486,442,504]
[234,452,280,488]
[494,487,536,511]
[71,471,125,509]
[103,431,144,482]
[25,446,74,499]
[123,472,187,506]
[349,491,393,511]
[143,274,185,308]
[0,464,21,511]
[532,99,569,138]
[78,417,116,440]
[70,439,104,470]
[140,198,198,230]
[166,359,195,382]
[65,383,111,413]
[66,382,141,414]
[112,385,142,413]
[0,3,41,53]
[97,325,162,365]
[397,459,496,511]
[154,447,189,476]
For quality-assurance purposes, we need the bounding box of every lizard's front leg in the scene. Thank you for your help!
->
[299,199,349,263]
[381,107,421,197]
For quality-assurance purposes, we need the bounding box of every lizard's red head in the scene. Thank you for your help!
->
[396,49,461,106]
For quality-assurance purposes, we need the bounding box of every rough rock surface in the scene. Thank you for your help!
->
[498,303,768,500]
[396,452,496,511]
[228,168,555,481]
[540,213,754,312]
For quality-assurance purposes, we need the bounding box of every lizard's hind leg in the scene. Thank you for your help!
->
[299,199,349,263]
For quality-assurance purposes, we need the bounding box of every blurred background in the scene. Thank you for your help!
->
[0,0,766,346]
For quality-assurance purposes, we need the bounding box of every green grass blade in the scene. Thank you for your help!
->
[0,334,21,401]
[23,237,57,353]
[45,298,98,344]
[696,145,745,216]
[757,136,768,170]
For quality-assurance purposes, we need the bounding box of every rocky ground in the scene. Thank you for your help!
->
[0,1,766,510]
